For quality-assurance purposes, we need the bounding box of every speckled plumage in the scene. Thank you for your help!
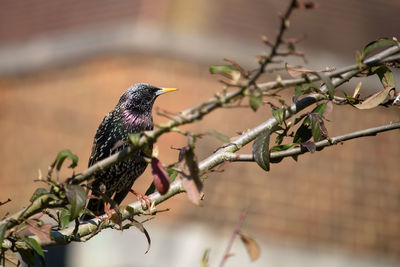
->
[84,83,173,218]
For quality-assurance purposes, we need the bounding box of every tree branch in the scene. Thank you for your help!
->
[219,209,248,267]
[1,1,399,257]
[67,0,303,186]
[219,122,400,162]
[68,44,400,186]
[8,60,399,248]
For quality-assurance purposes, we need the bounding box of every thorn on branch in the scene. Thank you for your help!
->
[295,1,320,10]
[0,198,11,206]
[224,58,250,78]
[155,107,178,120]
[219,79,240,87]
[261,35,273,47]
[284,34,306,44]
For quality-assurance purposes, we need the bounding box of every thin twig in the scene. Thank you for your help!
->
[2,44,399,248]
[245,0,298,86]
[0,199,11,206]
[219,209,248,267]
[67,0,301,186]
[219,122,400,162]
[68,46,400,186]
[1,2,399,252]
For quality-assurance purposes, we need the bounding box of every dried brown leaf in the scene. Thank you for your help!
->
[239,232,260,262]
[179,141,203,205]
[354,87,394,109]
[5,250,20,266]
[353,82,362,98]
[224,58,249,77]
[26,220,52,243]
[300,141,316,153]
[285,64,334,78]
[324,101,333,115]
[129,218,151,254]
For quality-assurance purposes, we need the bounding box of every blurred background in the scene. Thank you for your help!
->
[0,0,399,266]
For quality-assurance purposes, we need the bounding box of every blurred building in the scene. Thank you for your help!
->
[1,1,399,266]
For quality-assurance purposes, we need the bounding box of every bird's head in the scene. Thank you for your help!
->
[117,83,177,112]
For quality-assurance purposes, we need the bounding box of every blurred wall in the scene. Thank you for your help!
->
[0,1,399,266]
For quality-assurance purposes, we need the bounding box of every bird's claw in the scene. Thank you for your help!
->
[129,189,152,210]
[138,194,152,210]
[103,202,123,225]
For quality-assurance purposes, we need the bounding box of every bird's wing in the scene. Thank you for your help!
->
[88,112,118,167]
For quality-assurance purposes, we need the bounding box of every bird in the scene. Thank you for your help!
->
[83,83,177,219]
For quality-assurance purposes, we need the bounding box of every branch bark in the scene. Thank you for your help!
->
[68,44,400,186]
[1,1,399,255]
[219,122,400,162]
[6,61,399,249]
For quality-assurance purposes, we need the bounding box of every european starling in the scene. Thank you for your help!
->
[84,83,176,219]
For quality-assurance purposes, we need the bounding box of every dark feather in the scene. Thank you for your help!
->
[82,83,173,220]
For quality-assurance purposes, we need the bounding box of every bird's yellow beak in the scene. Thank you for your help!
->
[159,88,178,95]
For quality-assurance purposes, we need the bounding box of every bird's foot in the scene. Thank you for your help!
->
[104,202,113,217]
[129,189,152,210]
[104,202,123,225]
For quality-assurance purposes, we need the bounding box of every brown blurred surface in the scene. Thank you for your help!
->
[1,53,399,259]
[0,0,400,263]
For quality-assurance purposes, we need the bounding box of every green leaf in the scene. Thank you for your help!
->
[355,50,363,67]
[270,143,296,152]
[249,96,263,111]
[272,108,285,125]
[23,237,45,266]
[128,133,141,146]
[201,249,210,267]
[362,38,398,58]
[207,130,230,143]
[17,246,35,265]
[311,102,327,115]
[209,64,241,81]
[52,149,79,171]
[293,82,317,102]
[144,183,156,196]
[209,65,235,74]
[293,103,327,143]
[123,205,135,216]
[0,221,7,248]
[293,123,312,143]
[319,73,335,99]
[270,143,296,164]
[344,95,357,104]
[371,65,395,88]
[65,185,87,220]
[275,133,284,145]
[167,167,178,183]
[293,113,308,125]
[30,188,50,203]
[309,114,324,141]
[59,208,71,229]
[252,129,271,171]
